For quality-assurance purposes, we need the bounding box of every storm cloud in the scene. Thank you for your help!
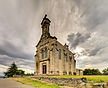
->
[67,32,91,49]
[0,0,108,75]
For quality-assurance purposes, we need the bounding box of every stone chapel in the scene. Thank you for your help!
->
[35,15,83,75]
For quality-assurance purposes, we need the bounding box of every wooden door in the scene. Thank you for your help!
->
[43,64,46,74]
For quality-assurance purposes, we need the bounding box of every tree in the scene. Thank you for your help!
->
[102,67,108,75]
[83,69,92,75]
[4,62,25,77]
[83,69,101,75]
[16,70,25,75]
[4,62,18,77]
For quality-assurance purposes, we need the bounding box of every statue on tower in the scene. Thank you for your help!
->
[41,14,51,28]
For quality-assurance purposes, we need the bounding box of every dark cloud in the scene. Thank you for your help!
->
[73,0,108,31]
[67,32,91,49]
[0,55,34,72]
[79,57,108,66]
[0,41,33,59]
[0,0,39,73]
[0,0,108,73]
[88,47,103,56]
[65,0,108,70]
[0,56,12,66]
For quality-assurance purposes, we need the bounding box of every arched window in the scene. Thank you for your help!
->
[41,49,44,59]
[45,48,48,58]
[70,56,72,62]
[59,49,61,59]
[65,53,68,62]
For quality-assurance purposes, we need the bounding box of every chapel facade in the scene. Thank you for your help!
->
[35,15,82,75]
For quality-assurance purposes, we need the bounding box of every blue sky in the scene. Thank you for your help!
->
[0,0,108,75]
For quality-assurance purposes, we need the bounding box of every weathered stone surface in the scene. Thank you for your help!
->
[93,83,104,88]
[37,77,83,87]
[106,82,108,86]
[35,15,83,76]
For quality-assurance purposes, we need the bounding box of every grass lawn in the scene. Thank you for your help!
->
[12,77,60,88]
[41,75,108,83]
[12,75,108,88]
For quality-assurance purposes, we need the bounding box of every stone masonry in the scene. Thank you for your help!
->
[35,15,83,75]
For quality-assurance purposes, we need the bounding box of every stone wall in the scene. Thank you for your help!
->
[37,77,83,87]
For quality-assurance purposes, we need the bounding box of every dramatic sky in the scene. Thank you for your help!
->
[0,0,108,75]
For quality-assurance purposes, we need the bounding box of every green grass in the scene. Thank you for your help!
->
[11,75,108,88]
[12,78,60,88]
[40,75,108,83]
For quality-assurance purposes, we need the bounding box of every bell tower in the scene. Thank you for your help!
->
[41,14,51,39]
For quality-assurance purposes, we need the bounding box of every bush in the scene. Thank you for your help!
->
[83,69,101,75]
[102,67,108,75]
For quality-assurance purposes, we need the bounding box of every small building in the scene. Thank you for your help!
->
[76,69,83,75]
[35,15,82,75]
